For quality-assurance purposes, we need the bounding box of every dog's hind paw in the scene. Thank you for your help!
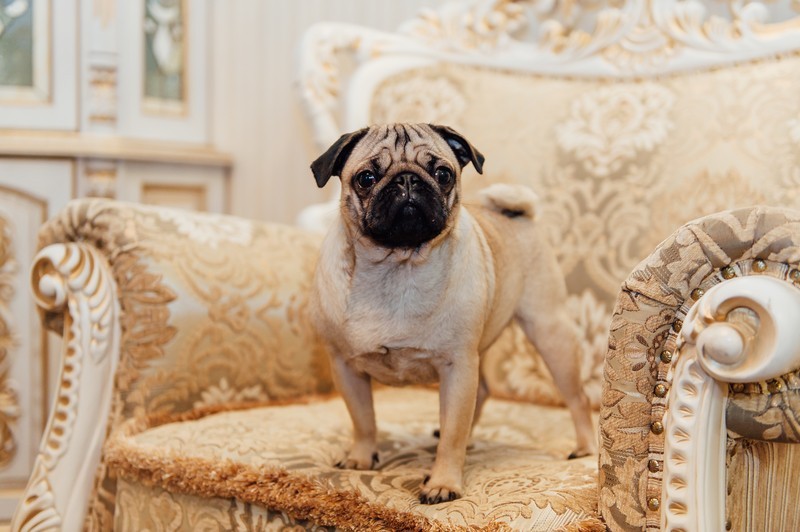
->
[567,448,592,460]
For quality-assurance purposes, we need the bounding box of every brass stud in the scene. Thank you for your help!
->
[690,287,705,301]
[654,383,668,398]
[768,380,784,393]
[732,383,745,393]
[660,350,673,363]
[647,497,661,511]
[753,259,767,273]
[721,266,736,280]
[790,269,800,282]
[648,459,661,473]
[673,320,683,333]
[651,421,664,435]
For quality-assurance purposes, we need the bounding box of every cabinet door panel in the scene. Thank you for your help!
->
[118,0,209,143]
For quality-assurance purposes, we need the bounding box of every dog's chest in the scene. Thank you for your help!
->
[341,260,451,384]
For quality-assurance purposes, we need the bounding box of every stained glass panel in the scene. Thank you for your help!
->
[0,1,33,88]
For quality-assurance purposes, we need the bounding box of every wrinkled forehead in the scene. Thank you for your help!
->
[343,124,453,174]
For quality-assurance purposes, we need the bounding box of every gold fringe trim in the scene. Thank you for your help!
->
[106,400,604,532]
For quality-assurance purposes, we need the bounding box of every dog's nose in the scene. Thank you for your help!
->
[395,172,421,191]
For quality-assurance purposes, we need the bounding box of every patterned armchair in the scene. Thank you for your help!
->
[13,1,800,531]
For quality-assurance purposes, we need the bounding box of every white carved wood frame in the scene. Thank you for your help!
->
[662,275,800,531]
[11,243,120,532]
[296,0,800,230]
[299,0,800,151]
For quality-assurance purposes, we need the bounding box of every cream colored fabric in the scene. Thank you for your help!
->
[37,199,333,529]
[370,56,800,409]
[115,481,333,532]
[108,388,601,531]
[37,54,800,530]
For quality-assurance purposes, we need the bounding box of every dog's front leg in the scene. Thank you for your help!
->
[420,354,479,504]
[330,355,379,470]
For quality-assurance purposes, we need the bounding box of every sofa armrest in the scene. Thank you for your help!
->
[663,276,800,531]
[12,243,120,531]
[599,205,800,531]
[13,198,332,530]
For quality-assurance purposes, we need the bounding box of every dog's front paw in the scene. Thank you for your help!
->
[418,476,462,504]
[335,446,379,470]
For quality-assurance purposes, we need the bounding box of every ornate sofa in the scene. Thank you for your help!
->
[13,1,800,530]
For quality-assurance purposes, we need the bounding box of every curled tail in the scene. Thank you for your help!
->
[478,183,538,219]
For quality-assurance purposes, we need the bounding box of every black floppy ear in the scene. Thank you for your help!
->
[310,128,369,188]
[429,124,485,175]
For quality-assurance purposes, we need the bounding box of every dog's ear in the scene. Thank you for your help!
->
[310,128,369,188]
[429,124,484,175]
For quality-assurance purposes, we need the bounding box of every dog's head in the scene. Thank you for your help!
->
[311,124,484,248]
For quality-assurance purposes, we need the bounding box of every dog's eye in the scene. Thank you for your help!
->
[355,171,377,189]
[435,167,453,186]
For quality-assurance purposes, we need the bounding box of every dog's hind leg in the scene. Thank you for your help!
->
[514,277,597,458]
[472,371,489,430]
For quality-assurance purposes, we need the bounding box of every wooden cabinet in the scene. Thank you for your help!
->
[0,0,230,518]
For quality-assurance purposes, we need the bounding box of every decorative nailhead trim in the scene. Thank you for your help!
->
[660,350,673,363]
[721,266,736,279]
[651,421,664,435]
[790,268,800,282]
[673,320,683,333]
[752,259,767,272]
[690,288,704,300]
[768,379,784,393]
[647,497,661,511]
[648,459,661,473]
[654,383,667,398]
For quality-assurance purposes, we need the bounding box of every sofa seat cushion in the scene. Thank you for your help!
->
[107,388,603,531]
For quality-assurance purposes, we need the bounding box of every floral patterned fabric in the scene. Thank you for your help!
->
[370,55,800,409]
[597,206,800,531]
[36,53,800,530]
[108,388,601,531]
[37,199,333,530]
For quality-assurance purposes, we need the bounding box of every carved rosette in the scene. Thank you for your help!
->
[12,243,120,532]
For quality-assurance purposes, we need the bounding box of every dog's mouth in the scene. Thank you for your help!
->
[363,179,449,249]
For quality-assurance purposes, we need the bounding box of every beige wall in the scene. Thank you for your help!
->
[211,0,445,225]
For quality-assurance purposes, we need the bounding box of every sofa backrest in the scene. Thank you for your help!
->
[298,0,800,407]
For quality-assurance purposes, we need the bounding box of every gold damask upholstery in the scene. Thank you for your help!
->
[29,51,800,532]
[369,56,800,411]
[37,199,333,529]
[106,388,603,531]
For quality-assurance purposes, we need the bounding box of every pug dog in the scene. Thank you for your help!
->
[309,123,596,505]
